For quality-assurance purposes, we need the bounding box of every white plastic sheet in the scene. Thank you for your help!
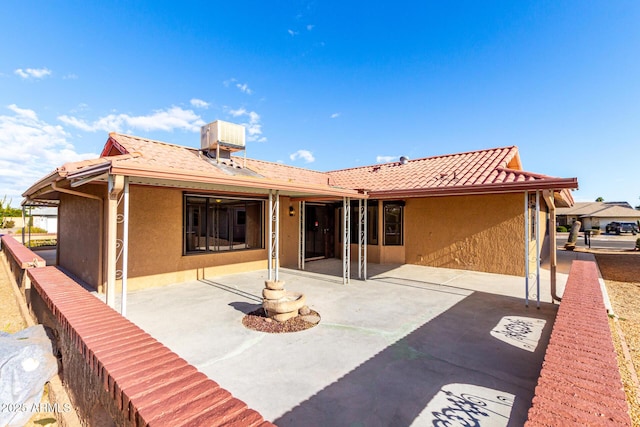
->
[0,325,58,427]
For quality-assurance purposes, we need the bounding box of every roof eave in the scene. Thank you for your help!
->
[21,170,64,199]
[110,164,365,198]
[368,178,579,200]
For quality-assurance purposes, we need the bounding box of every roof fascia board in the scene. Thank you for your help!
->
[21,170,62,198]
[110,165,365,198]
[369,178,578,199]
[66,161,112,181]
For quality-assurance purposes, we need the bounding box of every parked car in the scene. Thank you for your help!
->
[605,221,639,235]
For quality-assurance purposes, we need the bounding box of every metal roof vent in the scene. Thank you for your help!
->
[200,120,246,152]
[399,156,409,165]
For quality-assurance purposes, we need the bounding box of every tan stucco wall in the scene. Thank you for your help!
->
[58,185,104,290]
[123,186,269,290]
[404,193,527,276]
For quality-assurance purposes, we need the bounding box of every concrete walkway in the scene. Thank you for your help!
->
[124,256,584,426]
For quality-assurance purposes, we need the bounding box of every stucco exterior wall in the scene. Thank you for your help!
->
[123,186,269,290]
[404,193,527,276]
[58,185,104,290]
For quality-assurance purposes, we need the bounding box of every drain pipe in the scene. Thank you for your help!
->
[51,181,104,293]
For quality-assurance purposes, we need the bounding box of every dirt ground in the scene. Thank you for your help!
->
[0,261,58,427]
[595,252,640,425]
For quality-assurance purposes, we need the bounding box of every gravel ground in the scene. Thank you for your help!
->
[242,307,320,333]
[595,252,640,425]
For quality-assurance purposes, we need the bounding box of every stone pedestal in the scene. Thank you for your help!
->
[262,281,306,322]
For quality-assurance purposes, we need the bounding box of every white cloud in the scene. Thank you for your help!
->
[330,112,340,119]
[307,24,315,31]
[288,29,298,36]
[57,115,95,132]
[58,106,206,133]
[236,83,252,94]
[7,104,38,121]
[0,105,96,200]
[223,77,237,87]
[63,73,78,80]
[228,107,266,142]
[376,155,397,163]
[190,98,210,108]
[290,149,315,163]
[14,68,52,79]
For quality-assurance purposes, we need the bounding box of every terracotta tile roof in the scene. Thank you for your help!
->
[59,157,111,175]
[243,158,333,187]
[556,202,640,218]
[328,146,528,191]
[583,205,640,218]
[24,133,576,202]
[107,134,333,187]
[106,133,229,176]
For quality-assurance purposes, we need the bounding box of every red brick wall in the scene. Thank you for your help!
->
[525,260,631,426]
[27,266,274,427]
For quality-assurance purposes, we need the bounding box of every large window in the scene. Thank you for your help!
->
[348,200,378,245]
[184,195,263,254]
[383,201,404,246]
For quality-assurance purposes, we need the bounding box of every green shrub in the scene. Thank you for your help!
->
[556,226,568,232]
[2,220,15,228]
[16,226,48,234]
[28,239,57,248]
[636,238,640,251]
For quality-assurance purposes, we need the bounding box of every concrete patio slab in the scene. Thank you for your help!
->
[124,259,571,426]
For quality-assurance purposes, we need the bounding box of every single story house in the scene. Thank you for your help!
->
[29,206,59,233]
[556,202,640,231]
[22,121,578,309]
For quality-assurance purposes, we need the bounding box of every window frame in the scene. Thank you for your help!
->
[183,194,264,255]
[383,201,404,246]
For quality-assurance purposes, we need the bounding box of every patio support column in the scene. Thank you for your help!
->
[535,190,541,308]
[524,191,529,307]
[358,198,367,280]
[298,201,305,270]
[120,177,129,317]
[21,206,26,245]
[543,189,560,302]
[343,197,351,284]
[106,174,124,309]
[267,190,280,281]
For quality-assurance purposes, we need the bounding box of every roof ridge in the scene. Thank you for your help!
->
[327,145,519,173]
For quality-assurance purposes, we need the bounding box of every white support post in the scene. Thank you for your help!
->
[274,190,280,282]
[298,201,305,270]
[120,177,129,317]
[535,190,541,308]
[268,190,273,281]
[524,191,529,307]
[343,197,351,284]
[358,199,362,279]
[358,198,367,280]
[545,189,560,302]
[107,174,124,309]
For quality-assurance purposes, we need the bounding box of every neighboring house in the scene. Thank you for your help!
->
[556,202,640,231]
[22,122,577,307]
[29,207,58,233]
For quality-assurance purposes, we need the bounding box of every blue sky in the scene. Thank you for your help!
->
[1,1,638,207]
